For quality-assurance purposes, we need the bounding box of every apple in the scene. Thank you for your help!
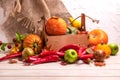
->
[64,49,78,63]
[22,47,35,61]
[108,43,119,55]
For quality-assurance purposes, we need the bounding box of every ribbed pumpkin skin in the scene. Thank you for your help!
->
[46,16,67,35]
[23,34,42,53]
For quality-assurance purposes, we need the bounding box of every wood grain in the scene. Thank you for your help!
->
[0,49,120,80]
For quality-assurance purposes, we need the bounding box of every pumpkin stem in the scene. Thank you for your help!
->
[52,16,59,19]
[33,42,38,48]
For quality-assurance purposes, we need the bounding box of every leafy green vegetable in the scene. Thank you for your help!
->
[15,32,21,42]
[0,32,26,51]
[0,43,7,51]
[20,34,26,40]
[15,32,26,41]
[66,25,78,34]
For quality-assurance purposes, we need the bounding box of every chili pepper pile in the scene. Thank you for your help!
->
[26,44,94,65]
[0,44,95,65]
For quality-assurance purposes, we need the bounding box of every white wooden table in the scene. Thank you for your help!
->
[0,49,120,80]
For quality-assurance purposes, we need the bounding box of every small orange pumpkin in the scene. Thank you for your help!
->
[23,34,42,54]
[46,16,67,35]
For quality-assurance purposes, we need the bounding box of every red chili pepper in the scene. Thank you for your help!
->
[27,55,39,63]
[78,47,86,56]
[39,50,57,57]
[79,47,86,54]
[79,54,94,60]
[82,58,91,64]
[39,51,64,57]
[29,55,59,64]
[56,52,64,57]
[58,44,80,53]
[89,45,96,51]
[78,47,94,60]
[0,52,22,62]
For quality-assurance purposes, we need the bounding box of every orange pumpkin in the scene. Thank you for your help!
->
[95,43,111,58]
[89,29,108,46]
[23,34,42,54]
[46,16,67,35]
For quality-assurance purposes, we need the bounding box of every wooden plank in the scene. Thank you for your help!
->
[46,34,89,50]
[0,77,120,80]
[0,62,120,70]
[0,69,120,77]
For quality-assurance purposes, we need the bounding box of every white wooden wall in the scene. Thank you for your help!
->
[62,0,120,45]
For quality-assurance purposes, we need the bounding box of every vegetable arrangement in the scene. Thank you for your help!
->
[0,32,119,66]
[0,33,96,65]
[0,15,119,67]
[0,42,93,65]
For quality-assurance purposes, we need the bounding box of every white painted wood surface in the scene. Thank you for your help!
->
[0,49,120,80]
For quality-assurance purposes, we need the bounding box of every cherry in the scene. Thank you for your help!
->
[15,43,19,47]
[0,41,2,45]
[7,44,12,49]
[13,38,17,43]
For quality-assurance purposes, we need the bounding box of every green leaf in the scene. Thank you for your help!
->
[1,43,7,51]
[66,26,78,34]
[15,32,21,42]
[20,34,26,40]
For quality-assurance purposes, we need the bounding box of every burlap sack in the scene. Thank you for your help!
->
[0,0,71,41]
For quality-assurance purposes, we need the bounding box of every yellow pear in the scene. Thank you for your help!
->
[69,17,81,29]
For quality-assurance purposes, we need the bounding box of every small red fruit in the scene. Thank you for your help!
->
[13,38,17,43]
[7,44,12,49]
[0,41,2,45]
[15,43,19,47]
